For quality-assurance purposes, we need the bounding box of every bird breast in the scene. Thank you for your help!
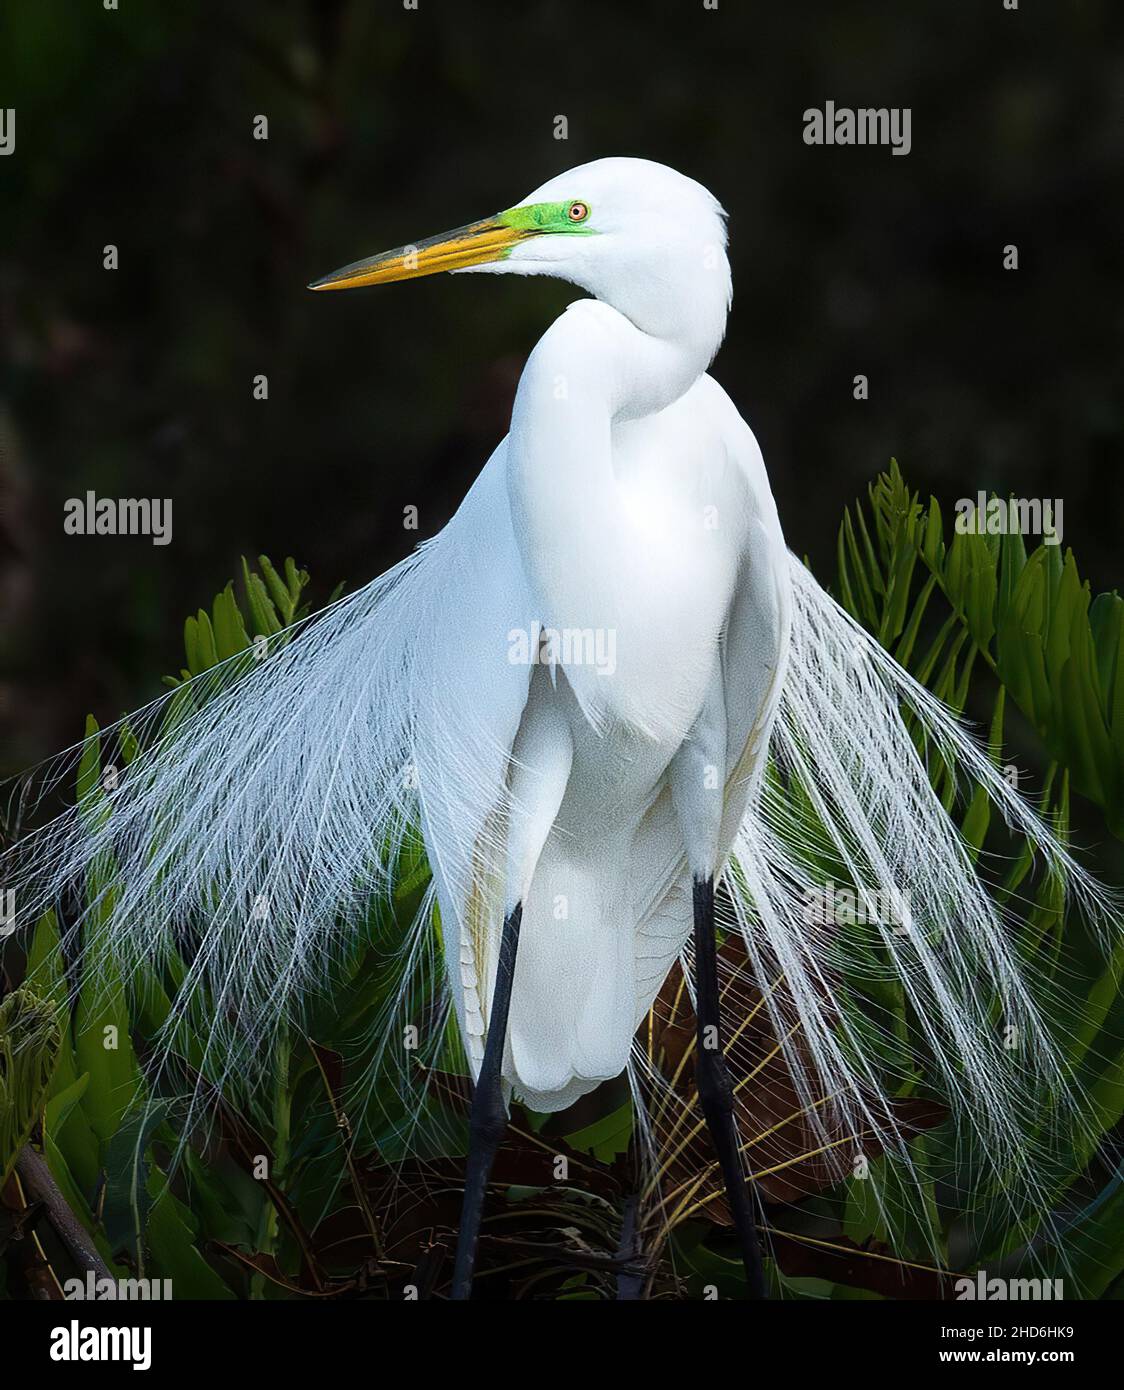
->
[509,367,750,747]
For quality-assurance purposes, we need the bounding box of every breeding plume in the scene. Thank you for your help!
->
[6,159,1109,1299]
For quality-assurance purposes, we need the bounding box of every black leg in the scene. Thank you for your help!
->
[615,1194,645,1300]
[692,875,767,1299]
[449,903,522,1300]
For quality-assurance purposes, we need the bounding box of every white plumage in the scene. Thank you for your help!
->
[4,160,1111,1244]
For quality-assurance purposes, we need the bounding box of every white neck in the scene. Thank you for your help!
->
[503,255,730,729]
[565,236,731,417]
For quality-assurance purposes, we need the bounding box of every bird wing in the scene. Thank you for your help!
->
[631,380,792,1017]
[1,435,539,1114]
[409,438,538,1075]
[716,399,793,841]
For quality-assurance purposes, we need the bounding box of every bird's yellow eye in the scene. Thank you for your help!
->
[567,201,590,223]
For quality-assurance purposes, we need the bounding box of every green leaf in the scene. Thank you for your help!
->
[145,1169,236,1299]
[242,559,283,638]
[258,555,295,625]
[42,1131,96,1228]
[195,609,218,669]
[75,714,102,806]
[74,951,141,1146]
[101,1101,167,1260]
[1039,1177,1124,1299]
[560,1100,633,1163]
[44,1072,89,1138]
[212,583,251,661]
[26,910,69,1014]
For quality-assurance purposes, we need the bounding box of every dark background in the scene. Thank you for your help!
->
[0,0,1121,775]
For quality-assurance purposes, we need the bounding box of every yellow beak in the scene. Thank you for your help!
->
[308,216,528,291]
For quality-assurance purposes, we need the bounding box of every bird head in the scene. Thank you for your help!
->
[309,157,731,340]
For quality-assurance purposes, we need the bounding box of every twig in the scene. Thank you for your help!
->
[15,1144,113,1283]
[309,1041,385,1260]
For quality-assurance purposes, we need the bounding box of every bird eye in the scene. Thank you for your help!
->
[567,201,590,223]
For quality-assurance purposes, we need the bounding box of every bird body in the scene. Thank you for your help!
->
[434,363,789,1110]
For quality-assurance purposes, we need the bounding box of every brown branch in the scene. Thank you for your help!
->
[15,1144,113,1283]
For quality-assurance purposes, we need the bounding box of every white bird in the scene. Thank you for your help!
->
[7,157,1109,1300]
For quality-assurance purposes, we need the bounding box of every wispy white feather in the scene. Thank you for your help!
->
[2,542,1114,1247]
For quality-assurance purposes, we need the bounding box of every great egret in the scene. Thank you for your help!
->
[6,158,1109,1301]
[311,157,792,1296]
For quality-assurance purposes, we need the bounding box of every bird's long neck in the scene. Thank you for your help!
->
[504,281,726,657]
